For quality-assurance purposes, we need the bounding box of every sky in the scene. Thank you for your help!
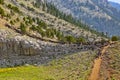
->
[108,0,120,4]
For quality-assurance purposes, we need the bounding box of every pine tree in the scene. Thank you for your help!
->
[20,23,26,34]
[0,7,5,17]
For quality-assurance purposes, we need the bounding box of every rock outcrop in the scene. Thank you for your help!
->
[0,29,97,67]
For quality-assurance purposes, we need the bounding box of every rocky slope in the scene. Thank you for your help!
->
[46,0,120,36]
[0,29,97,67]
[0,0,106,67]
[3,0,104,40]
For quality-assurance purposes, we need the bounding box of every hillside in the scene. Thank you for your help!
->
[2,42,120,80]
[47,0,120,36]
[0,0,106,42]
[0,0,107,67]
[1,0,120,80]
[100,42,120,80]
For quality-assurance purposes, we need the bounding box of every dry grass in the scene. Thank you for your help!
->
[100,42,120,80]
[0,51,96,80]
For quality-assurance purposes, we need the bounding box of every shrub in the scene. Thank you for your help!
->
[0,0,4,4]
[111,36,118,41]
[77,37,86,43]
[41,31,46,37]
[56,31,63,40]
[16,18,20,21]
[27,16,33,24]
[37,20,47,29]
[10,20,14,25]
[27,6,35,12]
[7,4,12,9]
[65,35,76,43]
[7,4,21,13]
[6,14,11,18]
[20,23,26,34]
[12,6,20,13]
[30,25,37,31]
[0,7,5,17]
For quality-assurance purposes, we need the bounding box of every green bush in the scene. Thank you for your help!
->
[0,7,5,17]
[27,16,33,24]
[65,35,76,43]
[41,31,46,37]
[37,20,47,29]
[7,4,20,13]
[0,0,4,4]
[10,20,14,25]
[111,36,118,41]
[20,23,26,34]
[27,6,35,12]
[56,31,63,40]
[7,4,12,8]
[77,37,86,43]
[16,18,20,21]
[30,25,37,31]
[6,14,11,18]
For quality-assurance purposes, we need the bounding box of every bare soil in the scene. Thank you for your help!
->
[89,45,109,80]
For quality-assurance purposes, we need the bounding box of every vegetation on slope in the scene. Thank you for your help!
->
[0,51,96,80]
[0,2,87,43]
[100,42,120,80]
[0,0,88,44]
[33,0,107,38]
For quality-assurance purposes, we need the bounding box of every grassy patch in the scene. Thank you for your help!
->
[0,51,96,80]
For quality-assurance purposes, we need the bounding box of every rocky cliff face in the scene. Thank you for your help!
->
[46,0,120,36]
[0,29,98,67]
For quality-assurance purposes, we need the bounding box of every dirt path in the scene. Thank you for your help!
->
[89,45,109,80]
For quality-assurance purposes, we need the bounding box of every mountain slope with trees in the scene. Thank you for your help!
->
[0,0,106,65]
[0,0,107,43]
[1,0,119,80]
[46,0,120,36]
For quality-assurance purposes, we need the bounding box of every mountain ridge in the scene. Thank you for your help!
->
[109,1,120,10]
[46,0,120,36]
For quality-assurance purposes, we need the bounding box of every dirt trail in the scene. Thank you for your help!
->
[89,45,109,80]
